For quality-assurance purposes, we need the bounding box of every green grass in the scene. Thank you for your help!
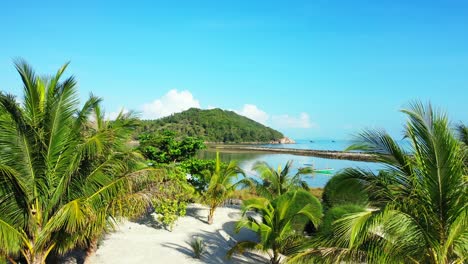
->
[190,237,205,259]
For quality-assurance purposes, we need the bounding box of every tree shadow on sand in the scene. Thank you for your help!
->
[162,220,268,264]
[185,205,210,224]
[133,213,165,229]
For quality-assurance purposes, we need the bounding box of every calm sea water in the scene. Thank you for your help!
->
[199,139,382,188]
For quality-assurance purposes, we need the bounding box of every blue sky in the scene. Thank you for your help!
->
[1,0,467,139]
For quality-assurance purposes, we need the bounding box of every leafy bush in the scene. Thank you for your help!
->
[190,237,205,259]
[150,166,194,231]
[322,170,368,208]
[272,190,323,232]
[179,158,217,193]
[320,204,365,237]
[138,130,205,164]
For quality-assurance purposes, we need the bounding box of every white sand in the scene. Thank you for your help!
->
[89,204,267,264]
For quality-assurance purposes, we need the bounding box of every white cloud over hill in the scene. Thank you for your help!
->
[236,104,269,125]
[133,89,316,130]
[141,89,200,119]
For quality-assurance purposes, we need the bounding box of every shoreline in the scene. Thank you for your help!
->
[207,145,378,162]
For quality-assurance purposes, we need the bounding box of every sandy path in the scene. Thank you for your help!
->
[89,204,267,264]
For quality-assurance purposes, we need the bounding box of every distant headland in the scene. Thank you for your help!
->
[135,108,291,144]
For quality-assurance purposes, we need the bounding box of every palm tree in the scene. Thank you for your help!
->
[250,160,313,199]
[202,152,245,224]
[228,190,322,264]
[456,124,468,166]
[79,106,156,263]
[290,102,467,263]
[0,60,152,264]
[456,123,468,146]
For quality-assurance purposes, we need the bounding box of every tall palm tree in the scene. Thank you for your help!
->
[202,152,245,224]
[250,160,313,199]
[290,102,467,263]
[228,190,322,264]
[0,61,152,264]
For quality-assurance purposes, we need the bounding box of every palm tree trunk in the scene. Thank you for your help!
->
[27,252,45,264]
[84,238,99,264]
[270,250,282,264]
[207,207,215,225]
[6,256,17,264]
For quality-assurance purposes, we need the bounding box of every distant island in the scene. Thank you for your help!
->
[136,108,293,144]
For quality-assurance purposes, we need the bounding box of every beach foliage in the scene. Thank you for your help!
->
[149,166,194,231]
[138,130,205,164]
[291,102,468,264]
[321,170,368,209]
[319,204,365,238]
[248,160,314,200]
[190,237,205,259]
[202,152,246,224]
[228,190,323,264]
[0,61,154,263]
[179,158,217,193]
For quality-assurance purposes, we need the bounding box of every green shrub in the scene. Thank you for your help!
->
[322,170,368,208]
[320,204,365,237]
[272,190,323,232]
[190,237,205,259]
[151,166,194,231]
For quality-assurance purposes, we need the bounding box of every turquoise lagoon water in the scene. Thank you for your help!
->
[199,139,382,188]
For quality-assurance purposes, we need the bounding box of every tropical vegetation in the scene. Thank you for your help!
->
[321,170,368,209]
[190,237,205,259]
[147,165,194,231]
[135,108,284,143]
[202,152,245,224]
[0,60,466,264]
[290,102,468,263]
[0,61,154,263]
[248,160,314,199]
[228,190,323,264]
[138,130,205,164]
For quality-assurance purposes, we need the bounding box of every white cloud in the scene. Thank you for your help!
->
[271,112,315,129]
[141,89,200,119]
[236,104,270,125]
[235,104,316,130]
[105,108,129,120]
[137,90,317,130]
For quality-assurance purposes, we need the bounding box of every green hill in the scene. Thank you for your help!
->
[136,108,284,143]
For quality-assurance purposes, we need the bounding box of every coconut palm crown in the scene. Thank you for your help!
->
[250,160,313,200]
[228,190,322,264]
[291,102,467,264]
[0,61,151,264]
[202,152,245,224]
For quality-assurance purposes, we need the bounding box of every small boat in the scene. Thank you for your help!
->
[313,168,334,175]
[303,160,334,175]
